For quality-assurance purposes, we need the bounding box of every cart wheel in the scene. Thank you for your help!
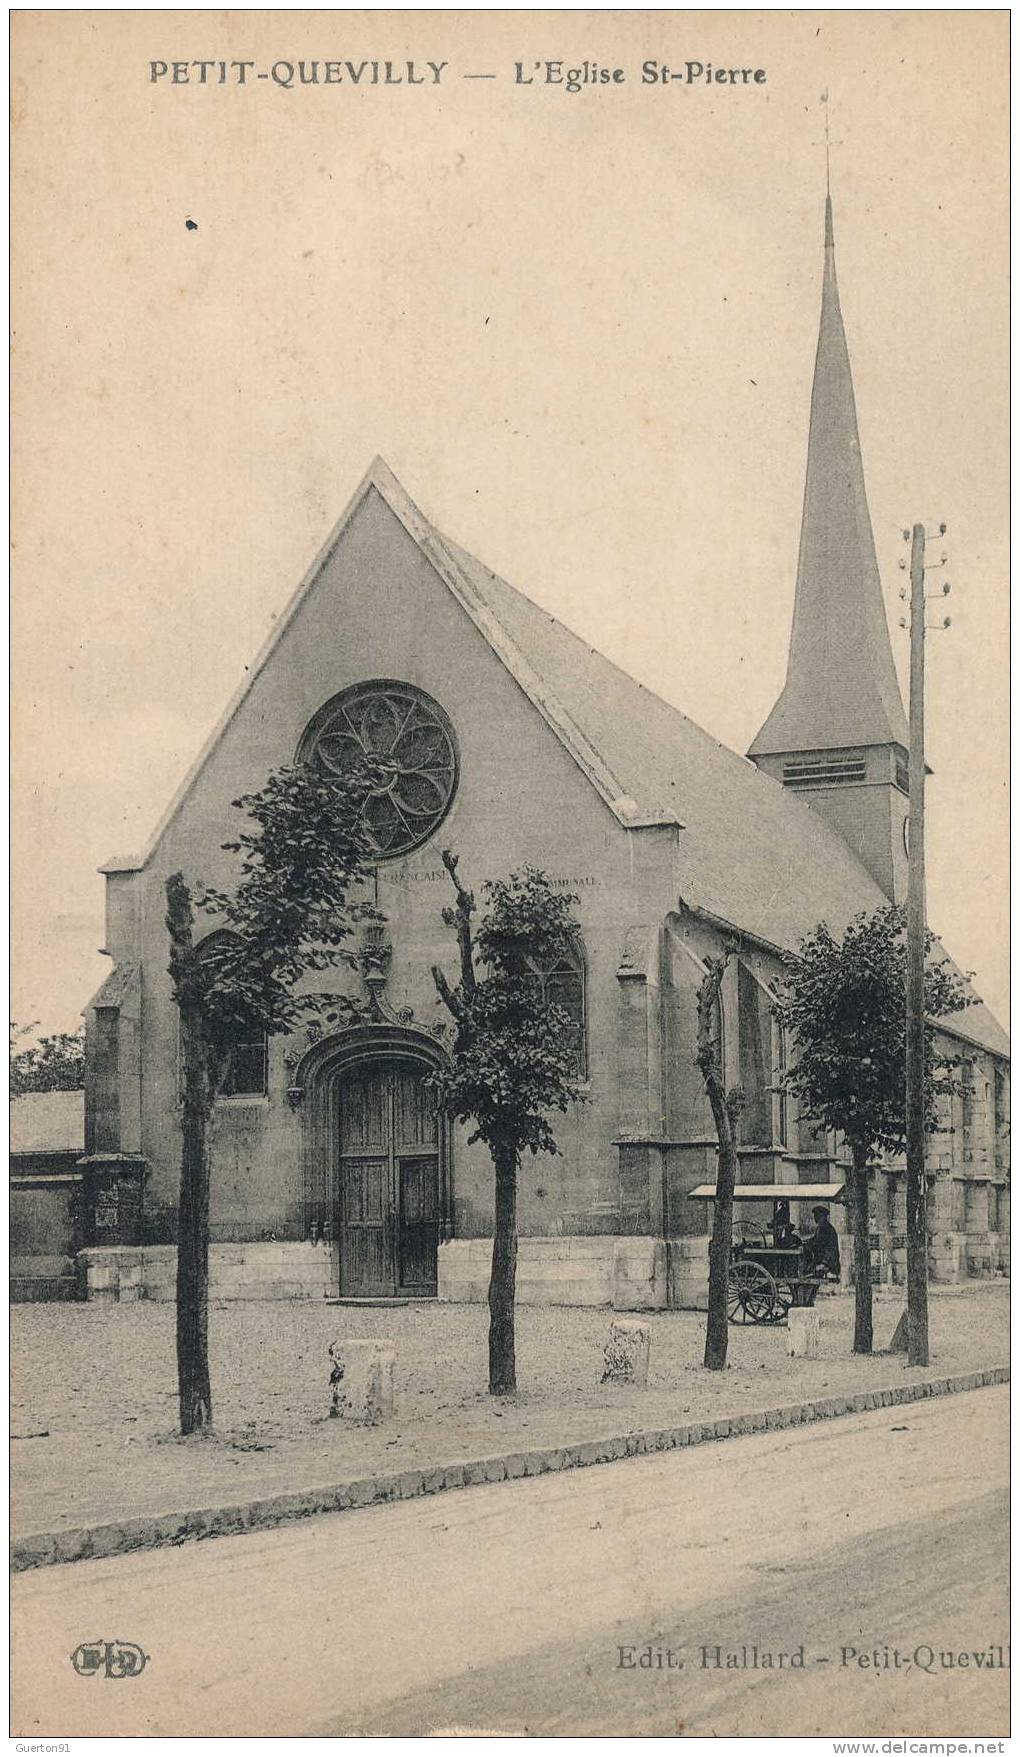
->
[727,1260,780,1325]
[774,1280,795,1320]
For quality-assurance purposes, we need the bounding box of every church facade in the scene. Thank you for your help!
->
[79,199,1009,1307]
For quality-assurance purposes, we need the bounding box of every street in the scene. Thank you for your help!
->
[11,1385,1009,1738]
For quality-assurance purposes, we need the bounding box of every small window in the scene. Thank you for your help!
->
[772,1016,789,1149]
[221,1038,269,1098]
[527,937,587,1079]
[960,1059,975,1161]
[993,1066,1008,1135]
[709,983,725,1069]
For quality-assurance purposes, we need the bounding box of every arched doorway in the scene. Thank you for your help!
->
[296,1026,450,1300]
[337,1058,441,1298]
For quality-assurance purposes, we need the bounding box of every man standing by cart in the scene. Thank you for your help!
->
[803,1205,841,1279]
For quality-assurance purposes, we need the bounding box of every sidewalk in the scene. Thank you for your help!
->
[11,1286,1009,1567]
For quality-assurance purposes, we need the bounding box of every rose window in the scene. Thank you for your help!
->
[303,683,458,858]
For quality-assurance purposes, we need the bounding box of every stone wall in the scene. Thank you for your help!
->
[77,1236,670,1307]
[10,1165,85,1301]
[77,1242,337,1303]
[437,1236,666,1310]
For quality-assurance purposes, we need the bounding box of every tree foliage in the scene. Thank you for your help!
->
[166,755,388,1434]
[773,905,974,1356]
[431,852,586,1395]
[773,906,973,1159]
[431,857,586,1161]
[10,1023,85,1095]
[182,760,390,1060]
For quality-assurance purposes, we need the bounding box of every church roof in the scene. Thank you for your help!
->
[114,456,1007,1059]
[748,197,910,758]
[438,518,1006,1059]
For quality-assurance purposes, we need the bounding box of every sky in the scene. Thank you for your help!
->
[11,10,1009,1035]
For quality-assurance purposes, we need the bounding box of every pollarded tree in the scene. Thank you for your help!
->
[165,758,387,1434]
[773,906,972,1356]
[431,852,586,1396]
[694,951,744,1371]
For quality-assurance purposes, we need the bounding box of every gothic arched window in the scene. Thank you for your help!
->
[196,931,268,1099]
[527,936,587,1079]
[299,681,458,859]
[771,1014,790,1149]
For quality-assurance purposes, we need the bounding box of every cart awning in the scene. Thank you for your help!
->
[687,1182,845,1203]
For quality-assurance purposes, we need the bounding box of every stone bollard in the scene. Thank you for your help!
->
[787,1307,821,1359]
[600,1318,651,1387]
[329,1339,395,1425]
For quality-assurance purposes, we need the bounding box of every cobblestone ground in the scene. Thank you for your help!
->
[11,1285,1009,1538]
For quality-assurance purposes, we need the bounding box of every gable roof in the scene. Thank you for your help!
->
[102,459,672,876]
[10,1090,85,1156]
[443,530,1006,1059]
[106,459,1007,1058]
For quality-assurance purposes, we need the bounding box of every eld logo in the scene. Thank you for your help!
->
[70,1640,148,1679]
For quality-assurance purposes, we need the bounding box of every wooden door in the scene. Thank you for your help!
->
[338,1062,440,1298]
[338,1066,393,1298]
[392,1066,440,1297]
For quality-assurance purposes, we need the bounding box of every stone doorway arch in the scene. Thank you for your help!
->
[294,1025,451,1298]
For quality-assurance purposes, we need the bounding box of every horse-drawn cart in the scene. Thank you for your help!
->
[687,1181,845,1325]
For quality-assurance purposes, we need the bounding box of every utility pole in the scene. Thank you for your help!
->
[899,521,950,1368]
[904,524,929,1367]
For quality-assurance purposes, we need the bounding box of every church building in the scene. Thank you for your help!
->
[79,198,1009,1307]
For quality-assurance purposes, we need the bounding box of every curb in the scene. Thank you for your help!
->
[11,1363,1008,1574]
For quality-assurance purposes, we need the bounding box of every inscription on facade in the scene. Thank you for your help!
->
[380,868,599,888]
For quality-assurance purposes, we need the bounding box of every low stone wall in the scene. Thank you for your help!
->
[77,1243,337,1303]
[78,1238,668,1307]
[925,1231,1008,1285]
[667,1236,710,1310]
[437,1236,666,1311]
[74,1228,1007,1308]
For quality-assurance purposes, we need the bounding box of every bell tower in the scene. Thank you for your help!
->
[748,194,911,903]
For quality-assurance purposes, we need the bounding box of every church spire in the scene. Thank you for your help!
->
[748,194,909,760]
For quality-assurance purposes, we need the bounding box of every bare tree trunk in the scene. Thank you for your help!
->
[696,955,740,1371]
[177,1054,213,1434]
[166,873,215,1435]
[489,1142,518,1396]
[905,1161,930,1367]
[849,1144,873,1356]
[704,1124,738,1370]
